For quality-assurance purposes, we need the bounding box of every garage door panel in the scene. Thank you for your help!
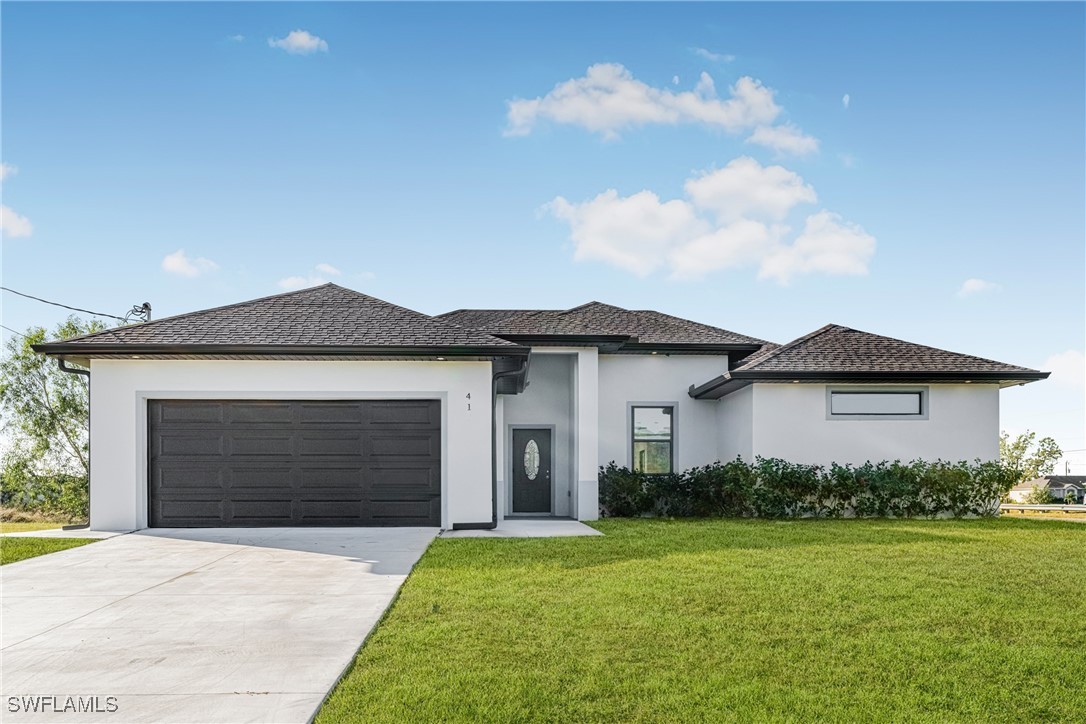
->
[148,400,441,527]
[297,466,365,488]
[298,402,365,424]
[155,467,224,489]
[157,402,225,425]
[229,434,295,456]
[369,433,438,457]
[228,401,294,424]
[158,433,225,458]
[228,467,294,489]
[297,433,363,456]
[160,499,224,522]
[230,500,294,520]
[368,400,440,427]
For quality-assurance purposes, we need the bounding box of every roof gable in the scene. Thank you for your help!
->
[37,284,518,353]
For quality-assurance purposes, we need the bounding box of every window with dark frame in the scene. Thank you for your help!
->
[829,391,923,416]
[632,405,673,474]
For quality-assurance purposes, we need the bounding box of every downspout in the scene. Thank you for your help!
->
[451,354,530,531]
[57,359,91,531]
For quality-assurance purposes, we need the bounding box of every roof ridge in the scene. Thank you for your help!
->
[735,323,842,371]
[563,300,622,314]
[635,309,770,346]
[48,283,516,348]
[51,283,348,345]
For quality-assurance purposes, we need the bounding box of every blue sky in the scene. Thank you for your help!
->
[2,3,1084,464]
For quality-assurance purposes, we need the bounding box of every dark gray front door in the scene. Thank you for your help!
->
[511,428,552,514]
[148,399,441,527]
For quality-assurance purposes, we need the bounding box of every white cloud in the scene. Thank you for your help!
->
[684,157,817,223]
[691,47,735,63]
[842,93,850,109]
[1,205,33,238]
[839,153,857,169]
[229,34,245,42]
[279,263,354,290]
[1042,350,1085,389]
[746,123,820,156]
[547,190,706,276]
[505,63,781,140]
[268,30,328,55]
[0,163,17,181]
[162,249,219,277]
[547,158,874,284]
[957,278,1001,297]
[672,75,680,85]
[758,211,875,284]
[278,275,327,290]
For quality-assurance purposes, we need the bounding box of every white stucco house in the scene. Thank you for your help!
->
[34,284,1049,531]
[1007,476,1085,503]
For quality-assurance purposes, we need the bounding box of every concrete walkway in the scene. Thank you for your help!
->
[1,527,437,723]
[441,519,602,538]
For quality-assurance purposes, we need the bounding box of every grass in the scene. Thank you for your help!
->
[318,519,1086,723]
[0,537,97,565]
[0,520,69,534]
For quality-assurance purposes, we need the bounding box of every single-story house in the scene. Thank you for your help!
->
[1007,476,1085,503]
[34,284,1049,531]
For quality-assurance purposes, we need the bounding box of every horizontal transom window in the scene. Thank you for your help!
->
[829,391,923,417]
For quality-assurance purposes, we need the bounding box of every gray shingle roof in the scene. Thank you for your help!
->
[733,324,1042,374]
[689,323,1048,399]
[36,284,518,352]
[438,302,768,346]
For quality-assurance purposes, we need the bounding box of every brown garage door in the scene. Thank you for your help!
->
[148,399,441,527]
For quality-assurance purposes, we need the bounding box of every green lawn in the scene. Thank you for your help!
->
[0,537,97,565]
[0,521,68,534]
[319,519,1086,722]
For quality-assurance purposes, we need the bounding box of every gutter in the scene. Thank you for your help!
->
[450,354,531,531]
[56,360,92,531]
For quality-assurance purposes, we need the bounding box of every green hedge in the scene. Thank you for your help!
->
[599,458,1017,519]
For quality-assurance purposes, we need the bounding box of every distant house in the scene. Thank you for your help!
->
[1007,476,1086,503]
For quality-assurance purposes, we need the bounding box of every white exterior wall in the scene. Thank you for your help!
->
[88,359,493,531]
[598,355,728,471]
[717,384,753,462]
[573,348,599,521]
[750,383,1000,466]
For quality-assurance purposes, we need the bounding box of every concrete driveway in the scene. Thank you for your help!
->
[1,527,437,723]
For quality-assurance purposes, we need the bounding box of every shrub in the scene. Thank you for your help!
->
[598,457,1017,519]
[1023,485,1057,505]
[0,456,87,521]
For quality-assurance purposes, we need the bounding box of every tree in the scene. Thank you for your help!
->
[0,316,103,518]
[1022,485,1056,505]
[999,430,1062,485]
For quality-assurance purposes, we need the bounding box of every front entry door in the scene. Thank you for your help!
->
[512,428,552,514]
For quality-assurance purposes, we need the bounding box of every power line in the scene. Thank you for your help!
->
[1,324,29,339]
[1,286,126,321]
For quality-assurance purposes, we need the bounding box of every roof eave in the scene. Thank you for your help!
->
[616,342,764,356]
[688,375,751,400]
[32,342,531,359]
[729,370,1050,385]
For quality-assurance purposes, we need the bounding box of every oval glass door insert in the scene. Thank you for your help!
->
[524,439,540,480]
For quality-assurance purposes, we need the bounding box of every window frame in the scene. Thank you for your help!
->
[826,387,929,421]
[630,404,676,474]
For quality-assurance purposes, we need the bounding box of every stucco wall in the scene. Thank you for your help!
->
[717,384,754,462]
[598,355,728,471]
[500,353,574,516]
[88,358,493,530]
[750,383,1000,466]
